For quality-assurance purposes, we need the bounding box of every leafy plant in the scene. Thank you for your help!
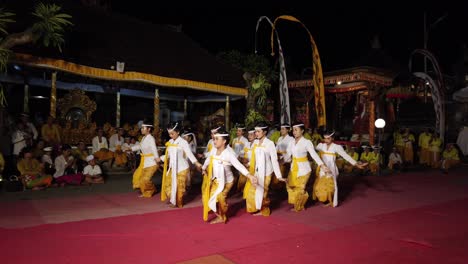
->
[0,3,73,70]
[245,109,266,129]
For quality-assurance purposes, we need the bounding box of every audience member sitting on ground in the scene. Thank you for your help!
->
[53,144,84,186]
[109,128,127,167]
[83,155,104,184]
[32,140,46,160]
[73,141,89,172]
[16,147,52,190]
[41,116,61,146]
[343,146,359,173]
[388,147,403,172]
[41,146,55,175]
[92,128,114,164]
[441,143,460,174]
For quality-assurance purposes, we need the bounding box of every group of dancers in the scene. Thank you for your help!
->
[125,120,366,224]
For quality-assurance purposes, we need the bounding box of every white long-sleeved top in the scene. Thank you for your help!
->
[92,136,109,154]
[315,142,358,207]
[131,134,159,168]
[26,122,38,140]
[252,137,283,180]
[202,147,249,184]
[250,137,283,210]
[109,134,125,152]
[53,155,74,178]
[203,139,215,158]
[11,130,27,156]
[161,136,198,173]
[388,152,402,164]
[316,143,357,177]
[283,137,323,177]
[276,134,294,155]
[232,136,249,157]
[161,136,198,205]
[202,147,249,212]
[189,141,197,155]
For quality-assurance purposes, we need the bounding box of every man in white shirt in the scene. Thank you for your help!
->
[20,113,38,142]
[83,155,104,184]
[388,147,403,172]
[274,123,294,190]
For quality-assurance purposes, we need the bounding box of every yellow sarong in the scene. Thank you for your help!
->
[286,156,310,212]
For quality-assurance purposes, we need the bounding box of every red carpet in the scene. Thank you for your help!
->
[2,170,468,263]
[222,199,468,264]
[2,199,468,263]
[0,204,320,264]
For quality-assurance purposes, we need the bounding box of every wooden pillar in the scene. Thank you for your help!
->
[369,100,375,146]
[50,72,57,118]
[225,95,230,131]
[183,98,187,120]
[305,101,310,129]
[154,88,160,129]
[116,91,121,127]
[23,84,29,113]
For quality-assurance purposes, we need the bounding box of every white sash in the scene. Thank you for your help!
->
[168,142,179,206]
[208,157,226,212]
[254,146,266,210]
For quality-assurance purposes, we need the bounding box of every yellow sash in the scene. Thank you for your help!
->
[132,153,154,189]
[243,147,249,159]
[202,155,218,221]
[289,156,308,186]
[291,156,308,173]
[243,144,258,199]
[161,142,179,201]
[207,143,212,153]
[320,151,336,157]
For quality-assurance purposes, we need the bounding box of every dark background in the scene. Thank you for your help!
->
[111,1,468,73]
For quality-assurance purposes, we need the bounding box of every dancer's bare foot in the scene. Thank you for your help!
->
[210,216,225,224]
[253,211,263,216]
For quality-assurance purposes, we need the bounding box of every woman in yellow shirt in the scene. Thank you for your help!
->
[16,147,52,190]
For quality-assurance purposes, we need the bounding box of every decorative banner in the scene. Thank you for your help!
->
[255,16,290,125]
[409,49,445,142]
[271,15,326,128]
[50,72,57,118]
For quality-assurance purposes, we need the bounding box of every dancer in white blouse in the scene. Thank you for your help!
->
[231,125,249,158]
[202,129,256,224]
[274,123,294,191]
[237,128,256,192]
[161,122,202,208]
[126,121,160,197]
[244,122,285,216]
[315,131,366,207]
[283,123,328,212]
[199,126,221,159]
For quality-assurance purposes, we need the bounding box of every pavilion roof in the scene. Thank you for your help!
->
[8,1,247,96]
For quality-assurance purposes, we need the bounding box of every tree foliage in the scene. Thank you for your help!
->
[0,3,73,71]
[218,50,276,126]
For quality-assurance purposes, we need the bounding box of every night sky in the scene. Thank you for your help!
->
[111,1,468,74]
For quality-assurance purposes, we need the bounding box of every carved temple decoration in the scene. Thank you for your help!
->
[57,89,97,126]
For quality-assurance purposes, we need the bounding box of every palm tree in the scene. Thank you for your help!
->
[0,2,73,72]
